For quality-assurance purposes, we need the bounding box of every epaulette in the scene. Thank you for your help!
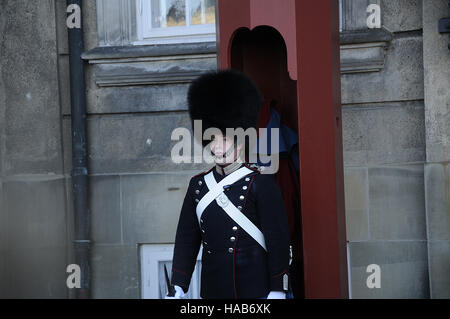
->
[244,163,265,173]
[192,166,214,179]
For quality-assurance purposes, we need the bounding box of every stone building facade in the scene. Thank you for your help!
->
[0,0,449,298]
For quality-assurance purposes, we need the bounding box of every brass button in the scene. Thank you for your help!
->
[198,180,203,186]
[242,186,247,190]
[228,248,234,253]
[195,190,200,195]
[239,195,245,200]
[232,226,238,231]
[237,206,242,210]
[202,229,205,233]
[245,177,250,182]
[230,236,236,242]
[195,198,199,203]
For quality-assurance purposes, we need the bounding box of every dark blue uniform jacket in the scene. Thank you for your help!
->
[171,163,290,299]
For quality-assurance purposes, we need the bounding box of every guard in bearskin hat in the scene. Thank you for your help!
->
[166,69,290,299]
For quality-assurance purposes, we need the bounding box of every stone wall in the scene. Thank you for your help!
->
[0,0,68,298]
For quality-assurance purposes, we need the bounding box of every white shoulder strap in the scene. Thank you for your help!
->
[196,166,253,222]
[197,167,267,251]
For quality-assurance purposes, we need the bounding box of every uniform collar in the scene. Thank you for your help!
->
[215,161,244,176]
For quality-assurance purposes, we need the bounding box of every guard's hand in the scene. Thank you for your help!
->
[266,291,286,299]
[165,285,186,299]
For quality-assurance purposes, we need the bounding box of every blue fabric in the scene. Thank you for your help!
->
[286,289,294,299]
[253,107,299,171]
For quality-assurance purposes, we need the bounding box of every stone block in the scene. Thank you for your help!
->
[64,112,209,174]
[423,1,450,163]
[91,244,140,298]
[86,83,191,114]
[365,103,425,165]
[4,176,67,248]
[348,241,429,298]
[342,107,371,165]
[0,180,7,298]
[428,241,450,299]
[0,250,7,298]
[64,176,76,299]
[344,167,369,241]
[3,176,68,298]
[368,164,426,240]
[7,246,68,298]
[90,175,122,244]
[64,177,75,250]
[1,0,63,175]
[83,0,99,51]
[381,0,423,33]
[342,101,425,166]
[58,55,71,116]
[424,163,450,241]
[0,180,5,247]
[62,117,72,175]
[55,0,68,55]
[121,172,198,244]
[341,36,423,104]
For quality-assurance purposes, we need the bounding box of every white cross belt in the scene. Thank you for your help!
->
[195,166,267,251]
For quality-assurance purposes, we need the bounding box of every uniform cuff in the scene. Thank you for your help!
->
[171,267,191,293]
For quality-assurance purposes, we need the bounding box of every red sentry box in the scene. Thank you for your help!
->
[216,0,348,298]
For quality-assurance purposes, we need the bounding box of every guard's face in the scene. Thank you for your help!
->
[209,133,243,165]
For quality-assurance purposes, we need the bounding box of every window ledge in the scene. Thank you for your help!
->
[81,42,217,88]
[339,28,393,45]
[339,28,393,74]
[82,42,217,63]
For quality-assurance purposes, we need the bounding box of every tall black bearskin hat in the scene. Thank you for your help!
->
[187,69,262,147]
